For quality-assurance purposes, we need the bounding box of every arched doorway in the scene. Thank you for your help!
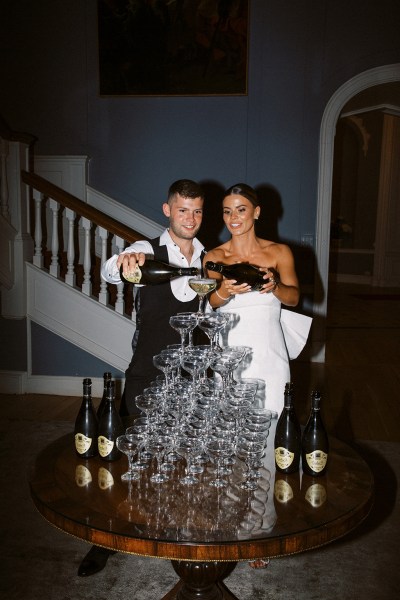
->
[313,63,400,361]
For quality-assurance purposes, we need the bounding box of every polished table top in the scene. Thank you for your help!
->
[29,421,374,564]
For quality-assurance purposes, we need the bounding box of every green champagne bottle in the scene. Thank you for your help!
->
[120,258,199,284]
[274,382,302,473]
[301,391,329,476]
[74,378,98,458]
[205,260,270,291]
[97,380,124,461]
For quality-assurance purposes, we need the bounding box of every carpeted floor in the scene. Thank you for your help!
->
[1,417,399,600]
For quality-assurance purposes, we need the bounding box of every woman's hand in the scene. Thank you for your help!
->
[223,278,251,296]
[259,267,280,294]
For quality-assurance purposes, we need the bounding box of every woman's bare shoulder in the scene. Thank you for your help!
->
[259,239,292,255]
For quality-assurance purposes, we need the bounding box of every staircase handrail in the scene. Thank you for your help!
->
[21,170,148,244]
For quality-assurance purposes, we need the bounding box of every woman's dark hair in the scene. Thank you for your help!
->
[224,183,259,207]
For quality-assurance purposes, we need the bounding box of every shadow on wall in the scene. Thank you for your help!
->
[255,183,326,373]
[199,180,227,250]
[255,183,325,312]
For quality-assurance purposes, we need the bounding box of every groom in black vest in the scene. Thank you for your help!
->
[78,179,205,576]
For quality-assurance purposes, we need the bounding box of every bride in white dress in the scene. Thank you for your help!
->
[217,291,290,415]
[205,183,309,416]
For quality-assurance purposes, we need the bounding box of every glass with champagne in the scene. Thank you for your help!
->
[188,277,217,314]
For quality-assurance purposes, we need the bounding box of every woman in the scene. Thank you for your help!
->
[205,183,304,416]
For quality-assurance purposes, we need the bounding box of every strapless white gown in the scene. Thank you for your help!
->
[217,291,290,416]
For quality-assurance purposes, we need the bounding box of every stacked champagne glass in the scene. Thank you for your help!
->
[116,305,273,517]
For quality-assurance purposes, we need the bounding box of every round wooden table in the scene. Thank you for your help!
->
[29,423,373,600]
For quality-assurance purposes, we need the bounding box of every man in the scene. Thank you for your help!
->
[78,178,205,577]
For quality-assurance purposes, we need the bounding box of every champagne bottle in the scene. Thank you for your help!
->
[97,380,124,461]
[274,382,301,473]
[205,260,270,291]
[96,371,112,420]
[74,378,98,458]
[301,390,329,476]
[120,258,199,285]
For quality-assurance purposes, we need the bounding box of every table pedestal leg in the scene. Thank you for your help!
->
[161,561,239,600]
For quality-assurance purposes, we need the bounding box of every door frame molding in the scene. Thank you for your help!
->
[313,63,400,361]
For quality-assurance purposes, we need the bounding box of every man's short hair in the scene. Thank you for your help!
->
[167,179,205,203]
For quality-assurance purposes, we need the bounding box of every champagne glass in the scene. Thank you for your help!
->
[125,426,151,470]
[176,437,201,485]
[236,440,264,491]
[197,313,229,350]
[177,312,198,347]
[223,395,253,437]
[148,434,171,484]
[233,379,259,398]
[161,347,182,388]
[239,428,270,477]
[180,350,211,397]
[185,419,210,467]
[135,394,158,423]
[244,411,272,434]
[116,434,140,481]
[169,313,198,352]
[188,277,217,314]
[206,439,235,488]
[209,350,244,397]
[221,345,250,385]
[153,352,180,392]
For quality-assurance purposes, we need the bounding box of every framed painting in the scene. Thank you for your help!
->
[97,0,249,96]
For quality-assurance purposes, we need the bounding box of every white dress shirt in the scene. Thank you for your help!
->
[100,229,205,302]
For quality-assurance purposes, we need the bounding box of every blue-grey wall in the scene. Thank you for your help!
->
[1,0,400,377]
[31,323,124,378]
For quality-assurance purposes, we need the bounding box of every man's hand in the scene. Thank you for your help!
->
[117,252,146,278]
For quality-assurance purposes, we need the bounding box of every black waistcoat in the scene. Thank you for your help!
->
[126,237,200,377]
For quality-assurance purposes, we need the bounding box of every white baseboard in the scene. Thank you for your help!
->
[0,372,125,398]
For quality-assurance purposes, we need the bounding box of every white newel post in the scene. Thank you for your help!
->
[1,140,34,318]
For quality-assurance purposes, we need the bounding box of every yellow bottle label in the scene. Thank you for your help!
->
[274,479,294,503]
[122,265,142,283]
[75,464,93,487]
[75,433,93,454]
[275,447,294,469]
[98,467,114,489]
[305,483,327,507]
[98,436,114,458]
[305,450,328,473]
